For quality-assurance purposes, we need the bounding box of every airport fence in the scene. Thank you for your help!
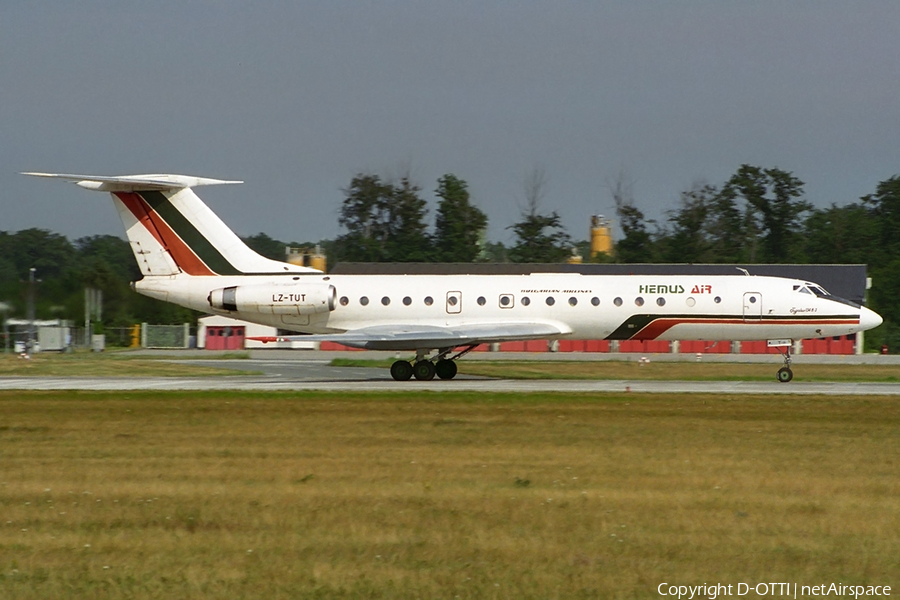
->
[70,326,138,348]
[141,323,191,349]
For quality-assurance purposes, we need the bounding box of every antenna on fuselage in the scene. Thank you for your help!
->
[736,267,750,276]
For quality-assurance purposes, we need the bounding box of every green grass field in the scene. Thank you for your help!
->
[331,357,900,381]
[1,390,898,598]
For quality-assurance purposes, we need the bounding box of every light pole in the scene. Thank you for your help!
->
[27,268,36,356]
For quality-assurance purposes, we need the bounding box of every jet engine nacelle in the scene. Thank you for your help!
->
[208,282,336,315]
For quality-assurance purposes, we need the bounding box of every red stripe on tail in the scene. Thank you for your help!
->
[115,192,216,276]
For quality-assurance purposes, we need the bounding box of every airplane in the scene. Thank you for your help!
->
[25,172,883,383]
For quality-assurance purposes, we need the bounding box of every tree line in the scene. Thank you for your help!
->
[329,171,571,264]
[1,164,897,350]
[611,167,899,351]
[0,232,198,331]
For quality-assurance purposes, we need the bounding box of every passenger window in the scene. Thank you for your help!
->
[656,297,665,306]
[546,297,555,306]
[591,297,600,306]
[339,296,349,306]
[360,296,369,306]
[499,294,513,308]
[714,296,721,304]
[635,297,644,307]
[381,296,390,306]
[424,296,434,306]
[613,297,623,307]
[521,296,531,306]
[403,296,412,306]
[568,297,577,306]
[477,296,486,306]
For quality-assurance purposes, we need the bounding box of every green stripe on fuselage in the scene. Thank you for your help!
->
[606,315,658,340]
[139,190,242,276]
[605,314,859,340]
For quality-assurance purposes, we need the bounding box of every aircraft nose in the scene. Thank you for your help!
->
[860,306,883,331]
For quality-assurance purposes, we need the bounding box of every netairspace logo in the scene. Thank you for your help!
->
[657,582,891,599]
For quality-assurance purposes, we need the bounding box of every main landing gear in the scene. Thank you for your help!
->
[776,345,794,383]
[389,360,413,381]
[389,345,475,381]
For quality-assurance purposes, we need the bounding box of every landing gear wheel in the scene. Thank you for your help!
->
[435,359,458,380]
[390,360,413,381]
[776,343,794,383]
[413,360,436,381]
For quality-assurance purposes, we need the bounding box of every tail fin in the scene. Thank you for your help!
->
[24,173,321,276]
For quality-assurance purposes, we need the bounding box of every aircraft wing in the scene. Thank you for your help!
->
[248,322,570,350]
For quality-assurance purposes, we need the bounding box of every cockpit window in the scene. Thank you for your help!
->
[797,286,813,295]
[801,282,861,308]
[801,282,831,297]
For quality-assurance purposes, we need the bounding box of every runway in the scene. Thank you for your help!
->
[2,354,899,395]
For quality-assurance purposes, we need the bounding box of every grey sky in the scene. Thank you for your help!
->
[4,1,899,247]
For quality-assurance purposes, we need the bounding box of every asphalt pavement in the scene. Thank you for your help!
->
[1,349,898,395]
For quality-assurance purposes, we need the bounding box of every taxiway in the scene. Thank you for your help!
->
[1,352,898,395]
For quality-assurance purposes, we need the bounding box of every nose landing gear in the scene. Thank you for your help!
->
[777,366,793,383]
[776,345,794,383]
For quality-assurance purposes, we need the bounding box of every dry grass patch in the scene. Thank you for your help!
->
[1,390,898,599]
[0,353,257,377]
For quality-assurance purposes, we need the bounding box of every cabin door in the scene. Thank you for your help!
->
[742,292,762,321]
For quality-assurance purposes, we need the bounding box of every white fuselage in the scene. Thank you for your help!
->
[136,272,878,346]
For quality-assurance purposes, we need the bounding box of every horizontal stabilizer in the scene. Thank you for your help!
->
[22,172,242,192]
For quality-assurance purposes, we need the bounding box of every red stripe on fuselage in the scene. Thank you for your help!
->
[114,192,215,276]
[632,317,860,340]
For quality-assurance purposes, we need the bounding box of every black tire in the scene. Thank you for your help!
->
[777,367,793,383]
[413,360,436,381]
[435,359,458,380]
[390,360,413,381]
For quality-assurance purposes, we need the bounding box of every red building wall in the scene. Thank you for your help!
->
[319,336,856,355]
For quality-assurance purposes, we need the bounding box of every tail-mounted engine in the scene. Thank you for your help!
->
[208,282,336,315]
